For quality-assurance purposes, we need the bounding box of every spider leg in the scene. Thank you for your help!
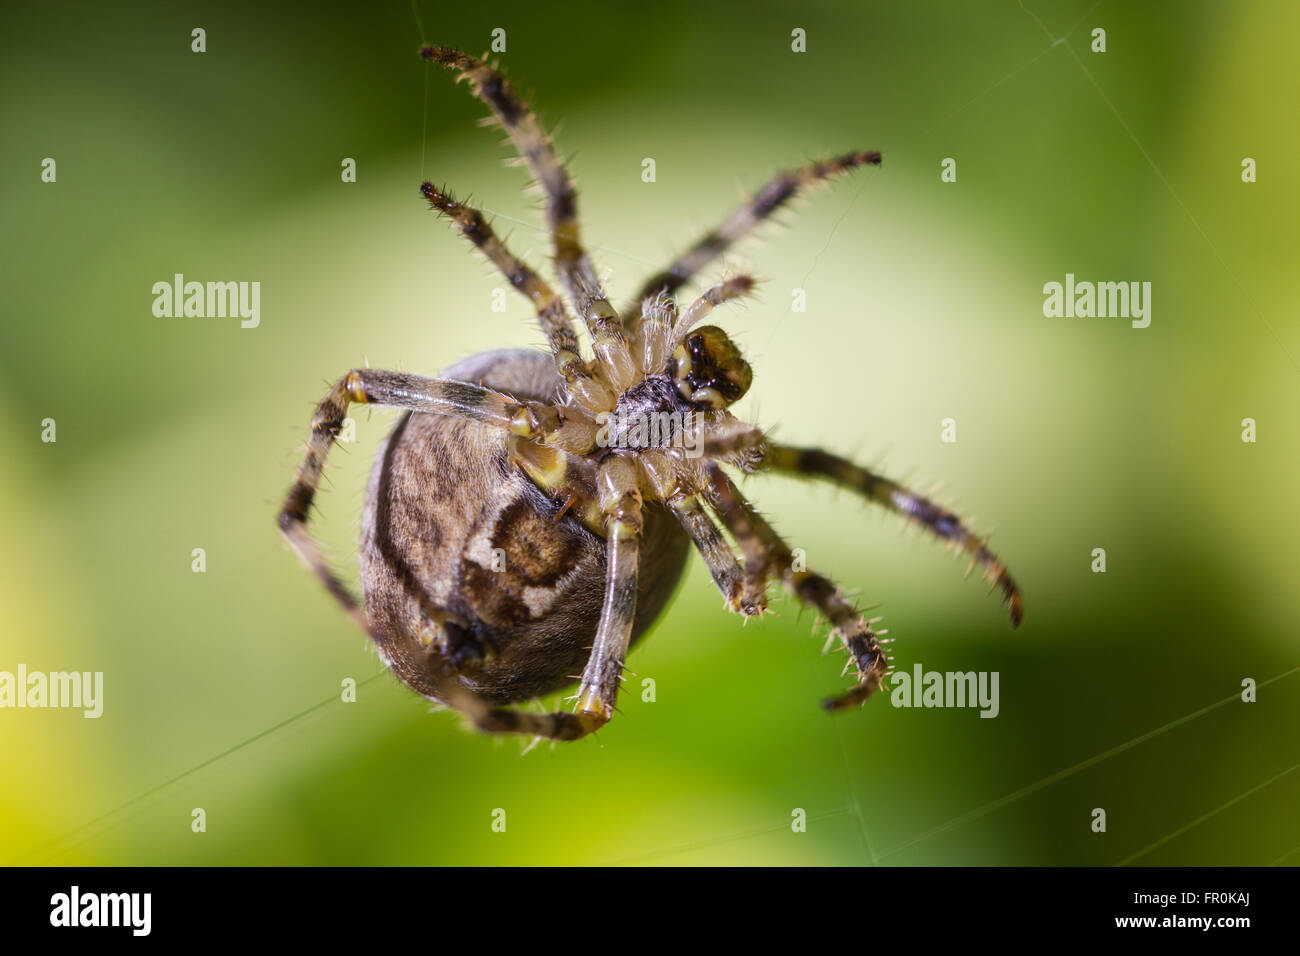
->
[760,444,1023,627]
[634,451,762,615]
[627,292,677,377]
[571,454,644,729]
[672,486,759,614]
[630,275,760,400]
[701,463,891,710]
[277,371,507,728]
[344,367,598,453]
[484,455,647,740]
[421,46,637,393]
[280,370,540,537]
[624,150,882,320]
[420,47,578,278]
[675,492,766,616]
[669,275,758,351]
[684,453,769,606]
[278,370,627,741]
[696,414,767,473]
[420,182,612,413]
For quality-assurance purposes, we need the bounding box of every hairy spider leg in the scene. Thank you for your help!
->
[697,415,767,473]
[563,454,645,734]
[279,368,619,740]
[636,450,760,616]
[419,181,612,413]
[628,277,761,410]
[422,47,637,393]
[625,150,882,321]
[628,293,677,377]
[669,275,758,348]
[761,444,1023,626]
[672,491,756,614]
[702,463,891,710]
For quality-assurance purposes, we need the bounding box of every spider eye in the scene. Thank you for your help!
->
[670,325,753,409]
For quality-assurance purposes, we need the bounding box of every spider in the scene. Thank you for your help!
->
[278,45,1023,742]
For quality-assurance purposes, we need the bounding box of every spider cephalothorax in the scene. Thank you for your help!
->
[278,45,1023,742]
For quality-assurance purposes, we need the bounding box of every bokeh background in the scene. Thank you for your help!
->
[2,0,1297,866]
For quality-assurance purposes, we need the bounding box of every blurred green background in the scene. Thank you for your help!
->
[2,0,1297,866]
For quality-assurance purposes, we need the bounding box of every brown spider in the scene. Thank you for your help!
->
[278,45,1023,742]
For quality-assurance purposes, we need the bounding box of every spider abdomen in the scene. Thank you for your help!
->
[359,349,689,704]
